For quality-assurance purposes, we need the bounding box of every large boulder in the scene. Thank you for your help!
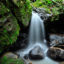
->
[29,46,44,60]
[47,47,64,61]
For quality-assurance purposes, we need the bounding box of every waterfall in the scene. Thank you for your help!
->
[28,11,48,54]
[16,11,48,57]
[29,11,45,44]
[16,11,59,64]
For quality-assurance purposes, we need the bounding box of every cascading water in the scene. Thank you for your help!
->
[29,11,45,43]
[29,11,48,54]
[16,11,59,64]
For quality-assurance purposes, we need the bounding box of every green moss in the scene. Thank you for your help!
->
[0,2,20,53]
[0,10,20,54]
[10,0,32,26]
[1,56,24,64]
[0,0,32,53]
[0,2,10,15]
[0,0,32,27]
[0,14,20,53]
[31,0,64,21]
[20,0,32,26]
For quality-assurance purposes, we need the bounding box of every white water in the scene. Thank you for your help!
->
[16,11,59,64]
[29,11,45,43]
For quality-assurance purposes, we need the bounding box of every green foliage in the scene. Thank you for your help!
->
[0,2,20,53]
[31,0,64,21]
[0,0,32,27]
[13,0,21,7]
[0,0,32,54]
[0,2,10,15]
[0,15,20,53]
[1,56,24,64]
[20,0,32,26]
[0,3,20,53]
[11,0,32,26]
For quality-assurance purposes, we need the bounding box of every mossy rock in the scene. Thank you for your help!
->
[31,0,64,21]
[0,14,20,53]
[12,0,32,26]
[1,56,24,64]
[19,0,32,26]
[0,1,20,53]
[0,0,32,27]
[0,2,10,15]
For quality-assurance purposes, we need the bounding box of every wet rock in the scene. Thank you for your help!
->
[29,46,44,60]
[2,52,18,59]
[33,8,52,20]
[24,54,29,60]
[49,34,64,46]
[50,40,59,46]
[47,47,64,61]
[50,34,64,41]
